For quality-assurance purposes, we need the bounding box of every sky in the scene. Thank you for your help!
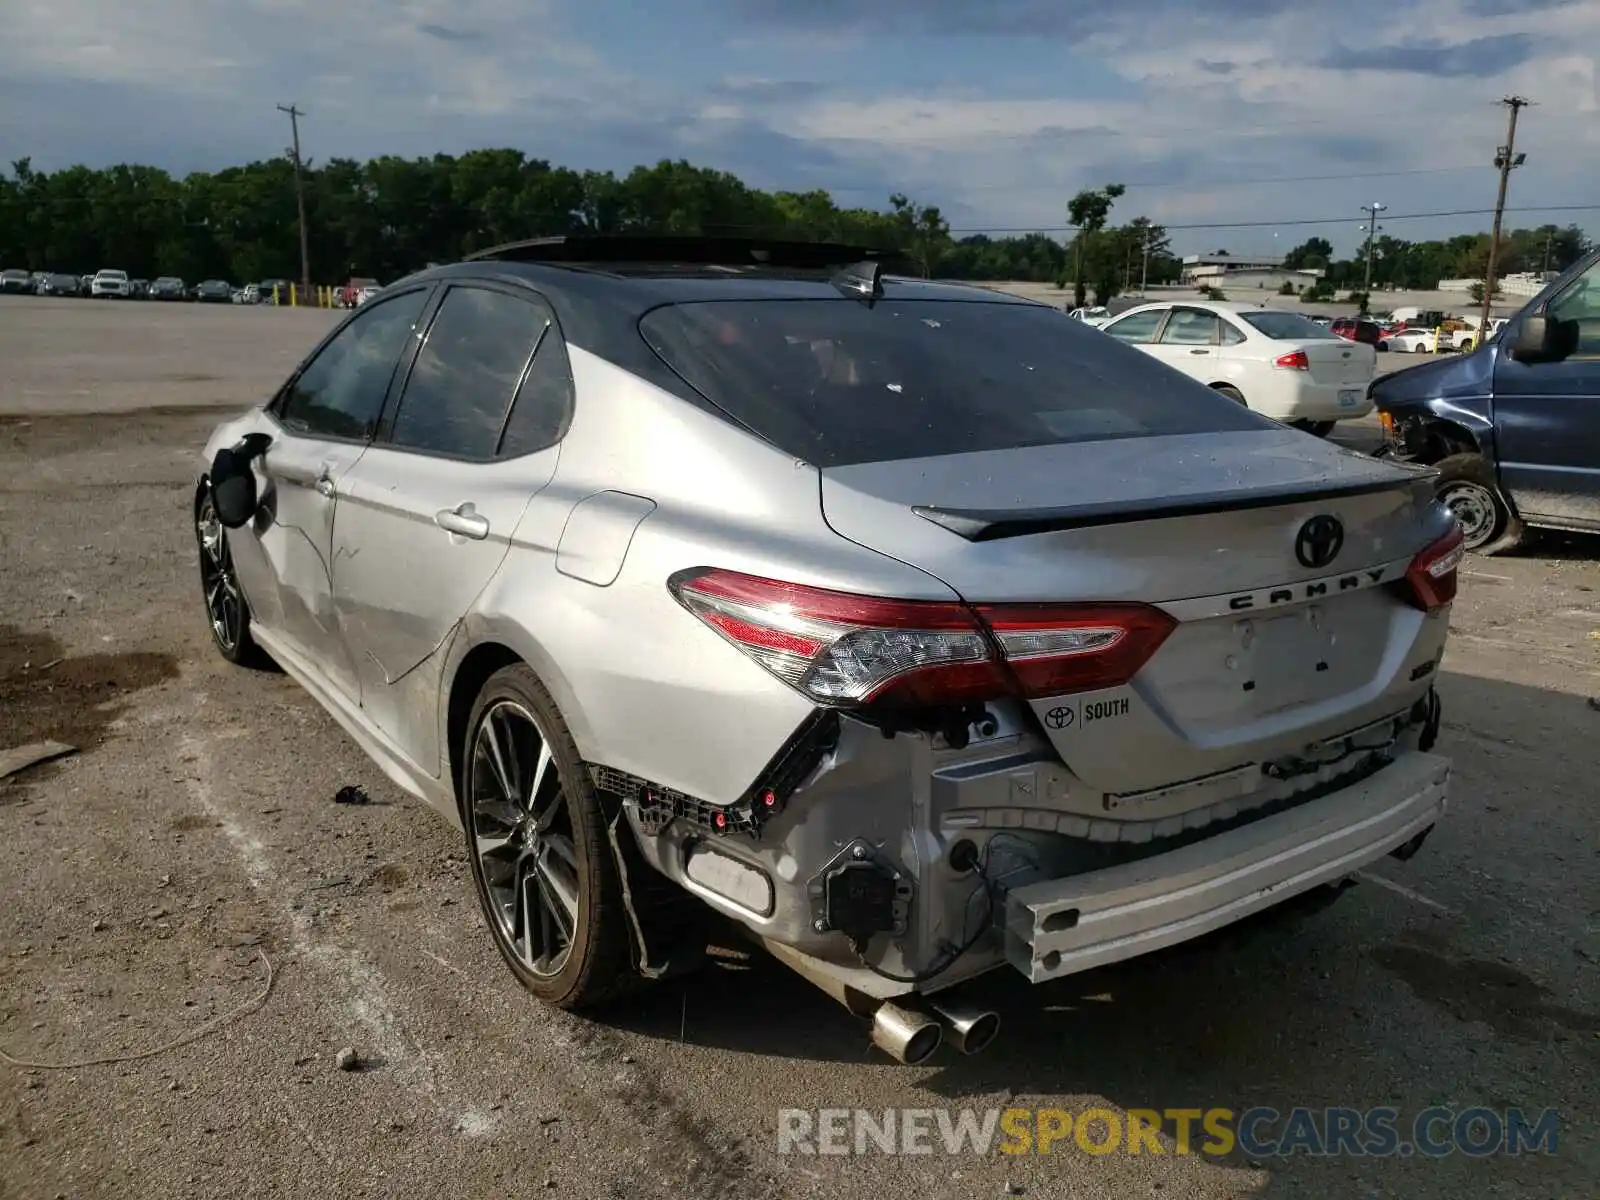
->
[1,0,1598,257]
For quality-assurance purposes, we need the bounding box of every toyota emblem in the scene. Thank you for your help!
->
[1295,515,1344,570]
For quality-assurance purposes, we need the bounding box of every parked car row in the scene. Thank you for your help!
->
[1,267,320,305]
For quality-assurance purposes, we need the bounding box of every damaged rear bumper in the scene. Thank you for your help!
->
[1003,749,1449,984]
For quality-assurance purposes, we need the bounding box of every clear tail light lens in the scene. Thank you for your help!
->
[669,568,1176,707]
[1400,523,1465,611]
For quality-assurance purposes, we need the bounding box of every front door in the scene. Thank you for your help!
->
[332,282,571,773]
[1494,257,1600,529]
[251,285,433,700]
[1146,306,1223,380]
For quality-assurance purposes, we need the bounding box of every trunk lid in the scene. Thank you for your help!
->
[1298,340,1375,386]
[820,428,1445,793]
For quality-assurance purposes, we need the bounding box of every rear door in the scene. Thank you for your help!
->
[331,281,573,773]
[1493,256,1600,528]
[247,285,434,701]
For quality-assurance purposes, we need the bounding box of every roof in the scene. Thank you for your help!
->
[406,257,1043,311]
[379,241,1052,422]
[1179,254,1286,268]
[1111,299,1304,316]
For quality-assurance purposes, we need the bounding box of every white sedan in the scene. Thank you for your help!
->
[1066,305,1111,327]
[1383,327,1437,353]
[1098,301,1377,434]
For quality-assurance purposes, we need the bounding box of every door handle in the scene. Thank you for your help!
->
[1189,348,1211,355]
[435,503,490,540]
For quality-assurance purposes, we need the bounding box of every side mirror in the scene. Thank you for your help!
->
[208,433,272,529]
[1509,315,1578,364]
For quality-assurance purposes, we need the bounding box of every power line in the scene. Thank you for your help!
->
[823,164,1488,195]
[946,202,1599,235]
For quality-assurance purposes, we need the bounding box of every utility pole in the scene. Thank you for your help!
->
[277,103,312,300]
[1360,202,1386,303]
[1541,229,1553,277]
[1140,227,1150,297]
[1480,95,1531,338]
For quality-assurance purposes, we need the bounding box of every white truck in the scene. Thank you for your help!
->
[1445,318,1506,352]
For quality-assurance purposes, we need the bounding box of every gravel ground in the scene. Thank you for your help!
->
[0,296,1596,1200]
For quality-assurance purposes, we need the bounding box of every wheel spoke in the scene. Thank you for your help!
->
[476,716,517,804]
[517,855,540,969]
[533,844,579,941]
[529,743,561,833]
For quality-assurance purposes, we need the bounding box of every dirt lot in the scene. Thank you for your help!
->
[0,295,1596,1200]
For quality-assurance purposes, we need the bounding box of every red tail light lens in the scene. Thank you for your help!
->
[1273,350,1310,370]
[668,568,1176,707]
[1401,524,1465,611]
[975,603,1176,696]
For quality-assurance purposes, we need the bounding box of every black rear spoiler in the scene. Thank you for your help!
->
[913,470,1435,542]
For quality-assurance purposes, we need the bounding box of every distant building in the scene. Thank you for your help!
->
[1436,272,1554,299]
[1179,254,1324,290]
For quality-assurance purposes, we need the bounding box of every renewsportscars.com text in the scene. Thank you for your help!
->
[777,1106,1561,1158]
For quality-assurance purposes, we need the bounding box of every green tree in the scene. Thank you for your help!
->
[887,193,950,278]
[1283,237,1332,270]
[1066,183,1125,308]
[0,155,1590,295]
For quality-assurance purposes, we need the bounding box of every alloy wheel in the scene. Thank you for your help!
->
[196,498,243,652]
[468,700,582,978]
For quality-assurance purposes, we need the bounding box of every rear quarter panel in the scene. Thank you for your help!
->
[454,345,958,806]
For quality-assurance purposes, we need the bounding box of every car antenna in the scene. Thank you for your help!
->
[831,259,884,305]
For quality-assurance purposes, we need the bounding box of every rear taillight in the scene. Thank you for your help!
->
[1273,350,1310,370]
[974,603,1178,697]
[668,569,1176,707]
[1400,524,1465,611]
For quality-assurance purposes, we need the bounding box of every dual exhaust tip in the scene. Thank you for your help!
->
[870,996,1000,1065]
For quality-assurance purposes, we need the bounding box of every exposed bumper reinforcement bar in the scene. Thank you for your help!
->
[1003,750,1450,984]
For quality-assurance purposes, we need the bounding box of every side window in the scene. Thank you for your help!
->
[1220,320,1247,346]
[389,286,549,459]
[1546,260,1600,357]
[1159,309,1221,345]
[279,290,428,440]
[498,321,576,458]
[1104,309,1164,344]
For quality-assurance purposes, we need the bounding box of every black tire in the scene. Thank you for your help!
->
[1214,384,1248,406]
[195,491,266,666]
[1299,420,1337,438]
[1434,452,1525,554]
[461,664,639,1010]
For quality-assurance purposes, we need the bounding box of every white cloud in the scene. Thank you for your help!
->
[2,0,1596,247]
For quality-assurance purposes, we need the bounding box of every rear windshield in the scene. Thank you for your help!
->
[1239,311,1342,340]
[638,298,1265,468]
